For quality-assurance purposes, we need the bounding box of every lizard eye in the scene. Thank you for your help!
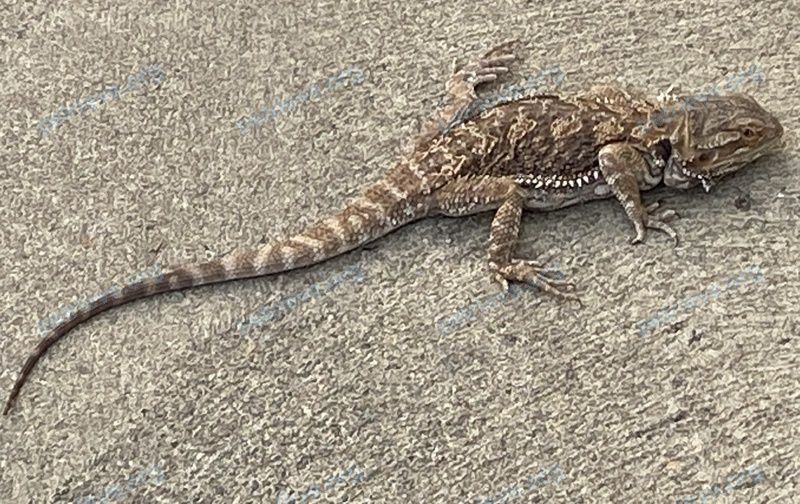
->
[742,127,756,138]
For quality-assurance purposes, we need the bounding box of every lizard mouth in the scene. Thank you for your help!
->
[678,165,715,192]
[666,162,715,192]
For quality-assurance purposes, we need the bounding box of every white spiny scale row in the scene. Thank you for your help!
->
[514,170,601,189]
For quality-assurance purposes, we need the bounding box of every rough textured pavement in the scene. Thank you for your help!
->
[1,1,798,502]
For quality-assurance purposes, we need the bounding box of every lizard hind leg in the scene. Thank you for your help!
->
[446,39,521,102]
[486,189,579,302]
[429,176,577,302]
[414,40,520,148]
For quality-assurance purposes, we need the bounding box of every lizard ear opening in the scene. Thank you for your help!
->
[696,151,716,164]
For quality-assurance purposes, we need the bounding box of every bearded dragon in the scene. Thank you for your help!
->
[3,41,784,416]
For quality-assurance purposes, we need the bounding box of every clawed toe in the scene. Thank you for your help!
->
[644,201,680,223]
[649,219,679,247]
[630,218,679,247]
[492,271,511,293]
[469,55,515,81]
[644,201,661,213]
[469,72,503,87]
[459,60,512,87]
[655,208,679,223]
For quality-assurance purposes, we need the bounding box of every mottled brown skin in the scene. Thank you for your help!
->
[3,42,784,416]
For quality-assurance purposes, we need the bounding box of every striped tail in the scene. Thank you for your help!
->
[4,164,429,415]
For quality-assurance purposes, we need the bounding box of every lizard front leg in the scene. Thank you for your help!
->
[432,176,577,300]
[598,143,679,245]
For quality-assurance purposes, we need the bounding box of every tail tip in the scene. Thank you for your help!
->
[3,398,14,416]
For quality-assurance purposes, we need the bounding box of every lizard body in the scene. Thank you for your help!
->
[4,42,784,416]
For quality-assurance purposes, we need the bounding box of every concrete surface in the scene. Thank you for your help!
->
[1,1,798,502]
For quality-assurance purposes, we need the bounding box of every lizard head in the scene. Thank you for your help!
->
[662,93,784,191]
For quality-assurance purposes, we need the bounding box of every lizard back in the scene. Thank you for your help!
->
[425,87,667,211]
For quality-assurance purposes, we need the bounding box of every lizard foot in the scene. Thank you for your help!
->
[490,258,580,303]
[628,201,680,246]
[447,40,519,101]
[630,217,680,247]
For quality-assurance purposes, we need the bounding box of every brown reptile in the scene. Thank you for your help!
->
[4,41,784,416]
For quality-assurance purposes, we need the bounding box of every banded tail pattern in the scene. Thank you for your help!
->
[4,161,430,416]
